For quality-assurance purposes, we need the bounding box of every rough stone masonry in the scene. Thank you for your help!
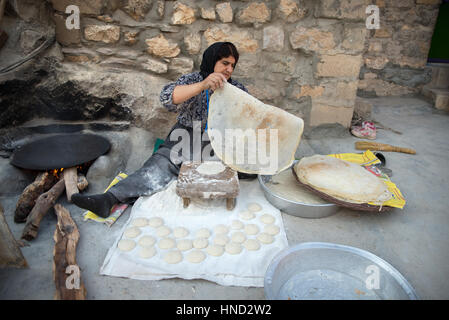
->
[0,0,441,137]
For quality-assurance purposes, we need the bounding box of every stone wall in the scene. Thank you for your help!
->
[1,0,441,137]
[358,0,441,97]
[49,0,369,131]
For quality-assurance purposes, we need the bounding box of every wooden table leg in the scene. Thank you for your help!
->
[183,197,190,208]
[226,198,236,211]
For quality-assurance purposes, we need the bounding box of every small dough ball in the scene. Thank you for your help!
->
[243,239,261,251]
[131,217,149,227]
[260,214,275,224]
[138,235,156,247]
[124,226,141,238]
[225,242,243,255]
[239,211,255,221]
[231,220,244,230]
[195,228,211,238]
[164,250,183,264]
[186,250,206,263]
[257,232,274,244]
[214,234,229,246]
[197,161,225,175]
[177,239,193,251]
[193,238,209,249]
[118,239,136,252]
[247,202,262,212]
[156,226,171,237]
[244,224,260,236]
[173,227,189,239]
[214,224,229,235]
[206,244,224,257]
[148,217,164,228]
[139,246,156,259]
[231,232,246,244]
[158,238,176,250]
[264,224,280,236]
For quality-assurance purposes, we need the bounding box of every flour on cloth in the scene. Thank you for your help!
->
[100,180,289,287]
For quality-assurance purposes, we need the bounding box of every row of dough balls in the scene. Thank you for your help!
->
[124,218,279,240]
[118,234,276,264]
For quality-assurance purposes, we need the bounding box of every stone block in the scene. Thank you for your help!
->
[216,2,233,23]
[145,34,180,58]
[316,0,367,21]
[53,13,81,46]
[157,0,165,18]
[138,57,168,74]
[263,26,284,52]
[171,2,196,25]
[353,97,372,119]
[236,2,271,26]
[316,54,362,78]
[277,0,306,23]
[342,24,366,52]
[292,85,325,99]
[201,7,216,20]
[124,31,139,45]
[184,33,201,55]
[290,27,336,54]
[84,25,120,44]
[364,56,389,70]
[122,0,153,21]
[169,57,194,78]
[204,25,258,53]
[310,102,354,128]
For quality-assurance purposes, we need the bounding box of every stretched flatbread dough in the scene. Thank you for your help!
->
[208,82,304,175]
[294,155,392,205]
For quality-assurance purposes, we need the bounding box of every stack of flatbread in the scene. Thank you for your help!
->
[294,155,392,206]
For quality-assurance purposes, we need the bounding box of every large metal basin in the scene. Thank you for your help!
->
[264,242,419,300]
[258,161,339,219]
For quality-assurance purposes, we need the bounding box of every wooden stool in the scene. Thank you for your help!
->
[176,161,239,211]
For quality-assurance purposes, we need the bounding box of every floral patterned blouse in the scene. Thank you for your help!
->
[159,71,248,130]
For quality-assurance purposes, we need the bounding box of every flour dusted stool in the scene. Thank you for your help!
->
[175,161,240,210]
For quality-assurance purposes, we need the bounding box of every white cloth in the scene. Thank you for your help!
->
[100,180,289,287]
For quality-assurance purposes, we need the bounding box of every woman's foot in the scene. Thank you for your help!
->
[71,192,118,218]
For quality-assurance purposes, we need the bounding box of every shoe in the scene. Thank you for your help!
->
[351,121,376,140]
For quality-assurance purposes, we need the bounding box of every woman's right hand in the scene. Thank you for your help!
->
[201,72,227,91]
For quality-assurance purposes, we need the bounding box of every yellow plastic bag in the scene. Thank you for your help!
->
[83,173,129,226]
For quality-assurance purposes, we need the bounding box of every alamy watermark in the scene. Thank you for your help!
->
[168,121,279,173]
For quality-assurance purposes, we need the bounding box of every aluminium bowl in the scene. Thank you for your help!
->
[258,160,339,219]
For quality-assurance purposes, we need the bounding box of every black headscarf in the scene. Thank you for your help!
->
[199,42,239,83]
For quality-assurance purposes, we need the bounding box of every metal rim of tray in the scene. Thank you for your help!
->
[257,160,337,209]
[264,242,419,300]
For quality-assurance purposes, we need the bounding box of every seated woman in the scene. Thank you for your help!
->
[72,42,255,218]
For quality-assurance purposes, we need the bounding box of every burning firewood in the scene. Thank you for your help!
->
[53,204,86,300]
[21,179,65,241]
[14,172,57,223]
[63,167,79,202]
[77,173,88,191]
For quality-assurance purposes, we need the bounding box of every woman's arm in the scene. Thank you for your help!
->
[172,72,227,104]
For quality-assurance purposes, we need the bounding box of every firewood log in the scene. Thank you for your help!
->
[53,204,86,300]
[21,179,65,241]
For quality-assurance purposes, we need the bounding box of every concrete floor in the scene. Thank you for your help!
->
[1,95,448,299]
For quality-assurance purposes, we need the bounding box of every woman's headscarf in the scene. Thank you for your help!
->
[199,42,239,83]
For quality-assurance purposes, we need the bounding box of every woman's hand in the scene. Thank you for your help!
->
[201,72,227,91]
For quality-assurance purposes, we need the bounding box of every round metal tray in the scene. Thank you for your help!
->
[258,161,339,219]
[264,242,418,300]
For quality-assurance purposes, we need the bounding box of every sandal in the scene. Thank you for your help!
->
[351,121,376,140]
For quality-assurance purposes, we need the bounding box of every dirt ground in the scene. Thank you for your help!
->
[1,95,448,299]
